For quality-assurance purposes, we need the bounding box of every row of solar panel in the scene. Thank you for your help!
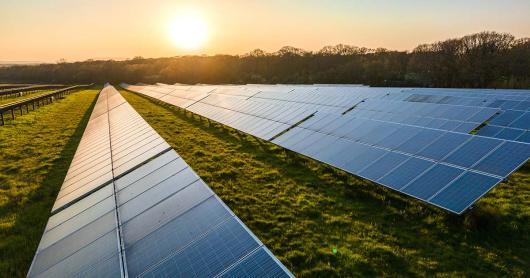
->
[272,126,503,213]
[403,93,530,110]
[272,117,530,213]
[355,99,499,123]
[124,84,529,153]
[476,125,530,143]
[140,83,530,102]
[124,84,496,133]
[52,87,171,213]
[400,88,530,100]
[149,84,523,138]
[384,89,530,109]
[345,109,480,133]
[124,84,530,214]
[30,86,292,278]
[488,109,530,129]
[385,91,530,142]
[294,114,530,178]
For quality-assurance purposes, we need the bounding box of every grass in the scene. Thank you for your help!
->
[0,90,56,106]
[120,89,530,277]
[0,89,99,277]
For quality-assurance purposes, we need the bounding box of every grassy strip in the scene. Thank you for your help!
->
[121,89,529,277]
[0,90,57,106]
[0,89,99,277]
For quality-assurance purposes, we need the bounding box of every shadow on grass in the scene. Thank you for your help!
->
[124,91,530,277]
[0,94,98,277]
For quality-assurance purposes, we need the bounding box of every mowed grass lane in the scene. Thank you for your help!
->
[0,89,99,277]
[121,89,530,277]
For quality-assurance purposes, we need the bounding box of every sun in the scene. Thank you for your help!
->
[169,13,208,50]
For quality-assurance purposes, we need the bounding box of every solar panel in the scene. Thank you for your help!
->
[494,128,525,140]
[489,110,525,126]
[429,172,501,213]
[401,164,464,200]
[122,84,530,215]
[379,157,435,190]
[29,85,292,278]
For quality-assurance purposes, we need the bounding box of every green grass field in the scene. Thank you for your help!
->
[120,89,530,277]
[0,88,528,277]
[0,90,99,277]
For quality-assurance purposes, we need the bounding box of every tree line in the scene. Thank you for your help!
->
[1,31,528,88]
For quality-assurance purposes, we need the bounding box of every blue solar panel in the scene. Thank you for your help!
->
[359,152,409,181]
[474,141,530,177]
[439,120,461,131]
[517,132,530,143]
[219,248,291,278]
[288,130,328,153]
[476,125,503,137]
[443,136,501,168]
[430,172,501,213]
[402,164,464,200]
[75,253,122,278]
[395,129,441,154]
[494,128,525,140]
[487,100,506,108]
[454,122,479,133]
[124,197,233,276]
[342,121,379,141]
[301,133,339,157]
[499,100,522,110]
[467,109,498,123]
[417,132,469,161]
[30,212,118,277]
[379,157,434,190]
[375,126,421,150]
[509,112,530,129]
[513,101,530,111]
[489,110,524,126]
[342,146,387,173]
[314,138,357,165]
[140,218,260,278]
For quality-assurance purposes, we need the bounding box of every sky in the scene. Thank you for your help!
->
[1,0,529,63]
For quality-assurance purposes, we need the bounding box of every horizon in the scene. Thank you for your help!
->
[0,30,527,65]
[2,0,530,63]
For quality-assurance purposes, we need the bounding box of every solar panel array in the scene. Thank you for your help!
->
[383,88,530,143]
[122,83,530,214]
[29,85,292,278]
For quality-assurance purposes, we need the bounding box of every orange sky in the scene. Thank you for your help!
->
[1,0,529,63]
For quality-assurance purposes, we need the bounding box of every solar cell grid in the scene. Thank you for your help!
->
[139,217,261,278]
[401,164,464,200]
[510,112,530,129]
[494,128,525,140]
[218,247,291,278]
[430,172,501,213]
[34,231,121,278]
[358,152,409,181]
[124,197,233,276]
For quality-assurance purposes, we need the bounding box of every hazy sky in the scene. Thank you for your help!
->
[1,0,529,63]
